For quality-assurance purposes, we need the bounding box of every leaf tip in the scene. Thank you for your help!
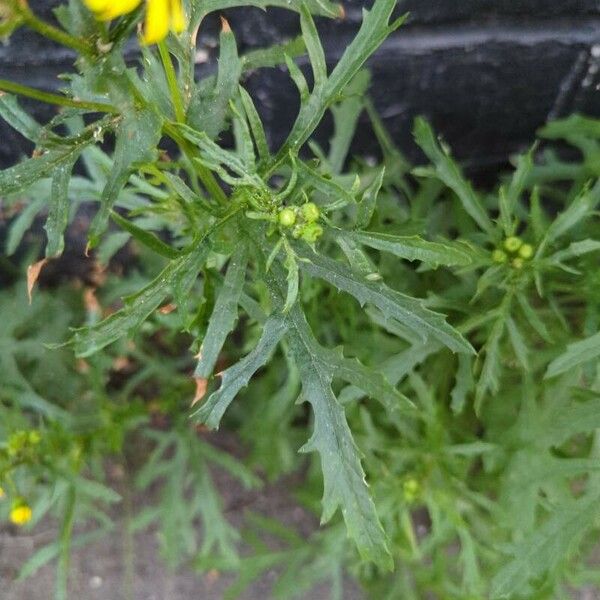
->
[192,377,208,407]
[220,16,231,33]
[26,258,48,304]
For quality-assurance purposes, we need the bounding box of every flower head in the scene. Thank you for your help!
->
[10,501,32,526]
[83,0,186,44]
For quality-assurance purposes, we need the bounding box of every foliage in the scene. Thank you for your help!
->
[1,0,600,598]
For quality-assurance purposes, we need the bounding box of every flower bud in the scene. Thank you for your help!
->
[518,243,533,259]
[278,208,296,228]
[402,478,421,503]
[301,202,320,223]
[504,236,522,253]
[492,249,507,264]
[301,223,323,244]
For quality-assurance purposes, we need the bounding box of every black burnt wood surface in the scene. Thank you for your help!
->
[0,0,599,171]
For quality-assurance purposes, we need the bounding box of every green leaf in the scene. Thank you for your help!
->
[336,234,378,278]
[110,210,182,259]
[491,490,600,599]
[17,529,110,581]
[294,243,474,354]
[44,156,78,257]
[72,241,209,357]
[231,99,256,171]
[6,194,46,255]
[88,107,162,246]
[296,159,357,209]
[545,331,600,379]
[318,345,414,414]
[537,179,600,256]
[546,239,600,265]
[499,145,535,235]
[283,304,393,569]
[195,0,342,22]
[529,185,547,243]
[0,94,41,141]
[300,4,327,89]
[187,20,241,139]
[274,0,405,164]
[516,293,552,343]
[345,230,474,267]
[451,353,474,415]
[365,97,411,180]
[413,117,494,234]
[282,240,299,313]
[329,70,370,174]
[241,35,305,71]
[506,316,529,372]
[355,167,384,229]
[0,118,108,197]
[285,53,309,101]
[239,86,270,164]
[539,113,600,141]
[162,171,217,215]
[192,315,287,428]
[474,316,504,415]
[178,124,264,188]
[195,244,248,378]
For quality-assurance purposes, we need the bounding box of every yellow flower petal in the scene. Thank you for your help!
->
[10,504,32,526]
[82,0,187,44]
[143,0,170,44]
[169,0,186,33]
[83,0,143,20]
[82,0,113,12]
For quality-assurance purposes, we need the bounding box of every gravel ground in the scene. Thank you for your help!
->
[1,526,362,600]
[0,435,364,600]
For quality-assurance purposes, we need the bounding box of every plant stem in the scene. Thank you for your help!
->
[158,41,186,124]
[0,80,118,114]
[18,4,93,56]
[56,486,76,600]
[163,121,228,205]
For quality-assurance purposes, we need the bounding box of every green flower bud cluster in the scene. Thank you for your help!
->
[492,236,534,270]
[6,430,41,458]
[277,202,323,243]
[402,477,421,503]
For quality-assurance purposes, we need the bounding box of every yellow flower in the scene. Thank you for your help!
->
[10,502,32,526]
[82,0,186,44]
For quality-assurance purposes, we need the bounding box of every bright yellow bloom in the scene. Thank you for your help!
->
[10,502,32,526]
[82,0,186,44]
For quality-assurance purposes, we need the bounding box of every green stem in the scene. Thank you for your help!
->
[0,80,118,114]
[158,41,186,124]
[56,486,76,600]
[18,4,93,56]
[163,122,228,205]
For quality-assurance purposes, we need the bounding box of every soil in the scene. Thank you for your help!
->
[0,433,364,600]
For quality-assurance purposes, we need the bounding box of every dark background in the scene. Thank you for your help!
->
[1,0,599,173]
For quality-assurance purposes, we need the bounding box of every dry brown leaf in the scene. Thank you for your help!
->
[159,303,177,315]
[27,258,48,304]
[83,287,101,315]
[112,356,131,371]
[191,378,208,407]
[220,16,231,32]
